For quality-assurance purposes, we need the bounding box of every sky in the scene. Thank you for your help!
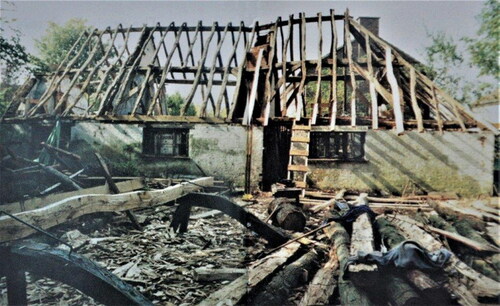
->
[0,0,489,85]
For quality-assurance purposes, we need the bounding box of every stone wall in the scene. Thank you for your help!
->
[308,130,495,197]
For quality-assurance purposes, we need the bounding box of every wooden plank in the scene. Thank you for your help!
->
[409,67,424,132]
[385,47,404,134]
[294,181,306,188]
[289,149,309,156]
[242,48,264,125]
[365,34,378,129]
[297,12,307,120]
[262,20,278,126]
[344,11,357,127]
[311,12,322,125]
[280,15,293,115]
[0,177,213,242]
[288,164,309,172]
[1,179,145,214]
[348,213,378,279]
[198,242,301,306]
[290,136,310,143]
[194,268,246,282]
[292,125,311,130]
[431,86,444,134]
[329,9,338,129]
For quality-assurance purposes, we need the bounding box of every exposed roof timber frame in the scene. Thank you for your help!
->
[3,10,495,134]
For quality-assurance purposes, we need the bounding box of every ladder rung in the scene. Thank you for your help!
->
[288,164,309,172]
[294,181,306,188]
[290,149,309,156]
[291,136,310,143]
[292,125,311,131]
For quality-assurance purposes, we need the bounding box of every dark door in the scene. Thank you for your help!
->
[262,120,292,191]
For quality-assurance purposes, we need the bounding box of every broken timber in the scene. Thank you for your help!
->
[171,193,288,246]
[389,214,500,305]
[0,241,152,305]
[348,212,378,283]
[0,177,213,242]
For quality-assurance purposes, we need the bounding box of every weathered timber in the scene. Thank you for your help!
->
[2,179,145,214]
[0,177,213,242]
[428,200,500,230]
[249,249,319,306]
[0,241,152,305]
[198,242,301,306]
[194,267,246,282]
[389,214,500,304]
[268,197,306,231]
[171,193,288,247]
[332,222,373,305]
[375,217,451,304]
[94,152,141,230]
[486,223,500,247]
[348,213,378,283]
[299,223,339,306]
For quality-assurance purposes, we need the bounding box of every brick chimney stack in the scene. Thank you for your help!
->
[353,17,380,59]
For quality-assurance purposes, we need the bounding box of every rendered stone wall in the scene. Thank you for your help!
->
[71,122,263,188]
[308,130,495,197]
[190,125,263,189]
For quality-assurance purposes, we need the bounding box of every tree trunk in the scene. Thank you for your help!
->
[249,249,319,306]
[268,197,306,231]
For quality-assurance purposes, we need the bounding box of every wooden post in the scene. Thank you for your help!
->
[431,86,444,134]
[329,9,338,129]
[297,12,307,120]
[311,12,322,125]
[365,34,378,129]
[243,48,264,125]
[409,67,424,132]
[384,47,404,134]
[344,10,357,127]
[6,270,27,306]
[94,153,142,230]
[262,20,279,126]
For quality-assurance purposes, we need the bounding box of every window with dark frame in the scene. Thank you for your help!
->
[143,128,189,157]
[309,132,366,161]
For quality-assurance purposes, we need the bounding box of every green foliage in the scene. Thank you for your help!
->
[422,0,498,103]
[465,0,499,78]
[33,18,91,73]
[164,92,196,116]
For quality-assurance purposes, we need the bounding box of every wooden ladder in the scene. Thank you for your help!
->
[287,119,311,191]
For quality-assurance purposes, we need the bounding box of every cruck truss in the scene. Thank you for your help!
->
[2,9,495,133]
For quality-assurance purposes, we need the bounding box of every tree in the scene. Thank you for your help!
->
[0,3,31,116]
[164,92,196,116]
[465,0,499,78]
[32,18,91,73]
[421,0,498,104]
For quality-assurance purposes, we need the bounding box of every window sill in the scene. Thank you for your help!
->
[308,158,368,163]
[141,154,191,160]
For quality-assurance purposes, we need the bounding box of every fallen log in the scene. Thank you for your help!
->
[249,249,319,305]
[375,217,450,304]
[268,198,306,231]
[40,142,82,161]
[348,213,378,284]
[299,223,339,306]
[428,200,499,230]
[389,214,500,304]
[1,179,145,214]
[331,223,373,305]
[198,242,301,306]
[0,177,213,242]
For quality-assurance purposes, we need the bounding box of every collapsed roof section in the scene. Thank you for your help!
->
[2,9,496,133]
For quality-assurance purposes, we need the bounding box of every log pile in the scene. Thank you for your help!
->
[0,187,498,305]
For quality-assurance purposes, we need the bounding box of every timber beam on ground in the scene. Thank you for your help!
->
[0,177,214,242]
[0,241,152,305]
[171,193,289,247]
